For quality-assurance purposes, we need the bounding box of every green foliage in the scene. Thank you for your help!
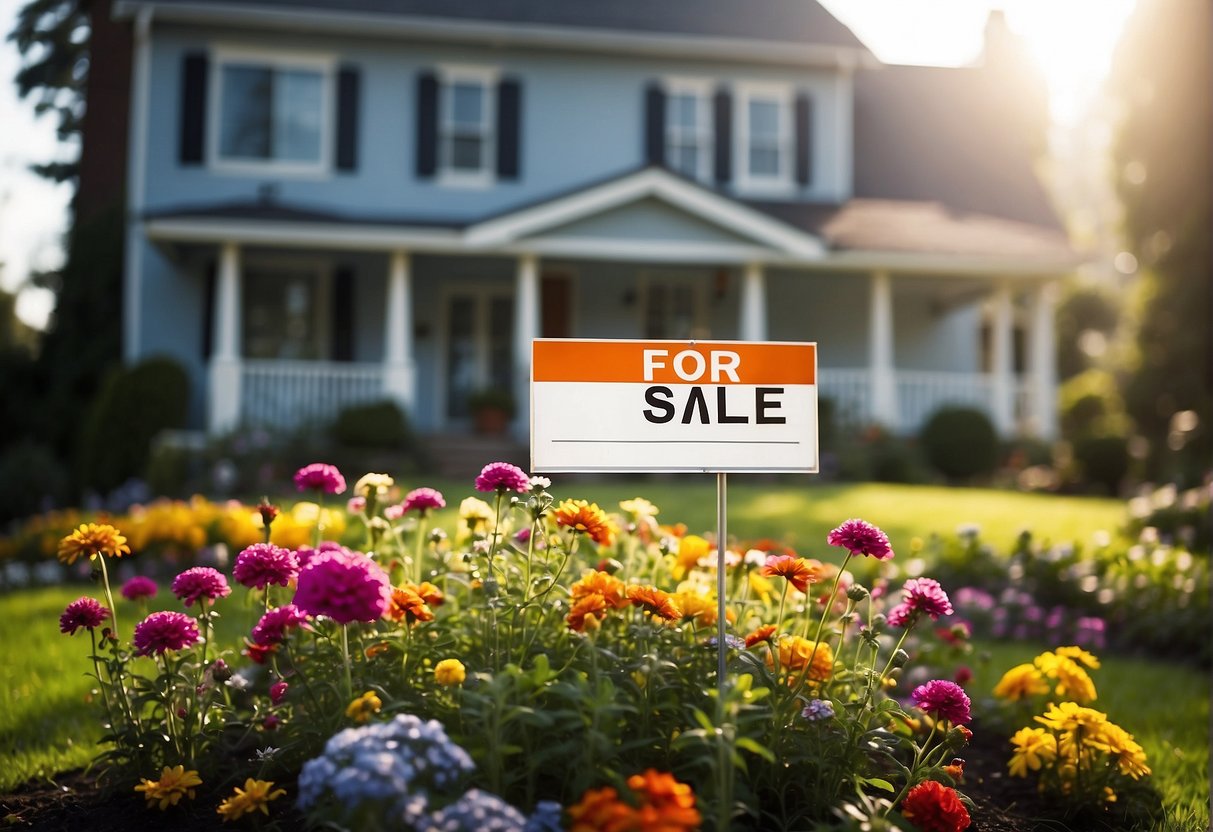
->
[467,387,517,418]
[0,440,70,523]
[78,356,189,494]
[1056,283,1121,381]
[919,407,998,482]
[1073,435,1131,495]
[1059,369,1130,440]
[331,399,412,449]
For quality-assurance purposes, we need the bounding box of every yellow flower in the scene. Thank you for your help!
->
[1008,727,1057,777]
[1054,645,1101,669]
[669,589,732,628]
[1034,701,1109,736]
[58,523,130,565]
[354,473,395,499]
[772,637,834,685]
[346,690,382,723]
[434,658,467,686]
[993,663,1050,701]
[459,497,495,534]
[134,765,202,810]
[1034,651,1097,703]
[1098,721,1152,779]
[619,497,659,521]
[216,778,286,822]
[673,534,710,578]
[747,570,775,605]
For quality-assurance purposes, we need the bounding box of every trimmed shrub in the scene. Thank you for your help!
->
[78,357,189,494]
[332,400,411,449]
[920,406,999,481]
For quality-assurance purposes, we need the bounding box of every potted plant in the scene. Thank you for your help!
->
[468,388,516,435]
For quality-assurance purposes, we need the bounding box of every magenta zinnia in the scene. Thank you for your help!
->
[59,597,111,635]
[474,462,530,494]
[292,549,390,624]
[171,567,232,607]
[233,543,300,589]
[293,462,347,495]
[296,540,351,568]
[251,604,310,646]
[134,611,201,655]
[827,518,894,560]
[121,575,158,601]
[911,679,972,726]
[401,487,446,513]
[901,577,954,620]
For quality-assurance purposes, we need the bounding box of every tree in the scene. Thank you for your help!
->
[1110,0,1213,482]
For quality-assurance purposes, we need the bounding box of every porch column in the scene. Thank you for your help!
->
[208,242,242,434]
[383,250,416,412]
[1027,280,1058,439]
[514,254,540,438]
[739,262,768,341]
[869,270,898,428]
[990,282,1015,436]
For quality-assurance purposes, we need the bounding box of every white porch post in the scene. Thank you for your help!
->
[991,282,1015,436]
[208,242,242,434]
[1027,280,1058,440]
[383,251,416,412]
[869,270,898,428]
[514,254,540,439]
[739,262,768,341]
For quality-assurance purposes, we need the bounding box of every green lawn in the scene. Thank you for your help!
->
[426,478,1126,553]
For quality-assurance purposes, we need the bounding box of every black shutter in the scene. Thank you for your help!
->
[795,92,812,186]
[644,83,666,166]
[416,72,439,178]
[713,87,732,183]
[180,52,208,165]
[496,77,522,179]
[331,267,355,362]
[335,65,361,171]
[201,261,216,359]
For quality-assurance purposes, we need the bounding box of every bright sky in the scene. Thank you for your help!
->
[0,0,1138,330]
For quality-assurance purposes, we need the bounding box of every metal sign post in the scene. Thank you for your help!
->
[716,471,728,700]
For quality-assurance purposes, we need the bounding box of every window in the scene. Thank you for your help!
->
[665,84,711,180]
[641,273,709,340]
[213,50,332,173]
[738,84,793,188]
[242,264,330,360]
[439,67,497,182]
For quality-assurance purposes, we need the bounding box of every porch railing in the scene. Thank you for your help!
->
[241,360,386,431]
[818,369,873,428]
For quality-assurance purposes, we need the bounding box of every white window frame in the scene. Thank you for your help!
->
[241,254,334,361]
[437,64,499,188]
[735,81,795,193]
[637,270,711,340]
[208,46,336,178]
[663,77,713,183]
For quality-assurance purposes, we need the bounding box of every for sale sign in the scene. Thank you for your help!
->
[531,339,818,473]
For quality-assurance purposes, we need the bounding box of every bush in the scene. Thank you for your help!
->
[920,406,999,481]
[1073,435,1131,495]
[1059,369,1130,440]
[77,356,189,494]
[331,400,411,449]
[0,440,69,523]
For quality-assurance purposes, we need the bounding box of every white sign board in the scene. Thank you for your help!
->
[531,339,818,473]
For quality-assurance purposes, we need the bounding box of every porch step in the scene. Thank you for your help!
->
[423,433,531,480]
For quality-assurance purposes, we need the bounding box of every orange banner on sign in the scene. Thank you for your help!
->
[532,339,816,385]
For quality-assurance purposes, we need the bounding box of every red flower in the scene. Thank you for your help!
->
[901,780,971,832]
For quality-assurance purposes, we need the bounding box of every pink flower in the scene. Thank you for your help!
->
[293,462,347,495]
[475,462,530,494]
[134,611,201,655]
[263,714,280,730]
[901,577,954,621]
[296,541,351,568]
[120,576,158,601]
[292,549,390,624]
[59,597,110,635]
[251,604,310,646]
[827,519,894,560]
[347,496,366,514]
[233,543,300,589]
[911,679,972,725]
[886,602,913,628]
[402,487,446,513]
[171,567,232,607]
[384,504,405,520]
[270,681,289,705]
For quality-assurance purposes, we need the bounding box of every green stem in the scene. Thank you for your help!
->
[95,555,120,640]
[878,615,918,685]
[88,628,117,731]
[341,623,353,702]
[414,513,430,584]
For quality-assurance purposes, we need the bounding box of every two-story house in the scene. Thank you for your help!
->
[110,0,1075,443]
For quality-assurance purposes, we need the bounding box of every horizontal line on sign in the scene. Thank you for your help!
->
[550,439,801,445]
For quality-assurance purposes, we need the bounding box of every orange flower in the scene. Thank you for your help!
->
[412,581,445,607]
[669,590,732,628]
[571,570,628,609]
[554,499,616,546]
[759,554,823,593]
[745,624,778,648]
[567,593,609,632]
[364,641,391,659]
[628,770,702,832]
[58,523,130,565]
[385,586,434,625]
[568,786,636,832]
[771,636,834,685]
[627,585,681,621]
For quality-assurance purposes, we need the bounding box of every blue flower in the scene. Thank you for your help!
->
[427,789,528,832]
[524,800,564,832]
[801,698,835,721]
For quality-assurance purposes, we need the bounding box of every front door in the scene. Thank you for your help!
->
[443,289,514,424]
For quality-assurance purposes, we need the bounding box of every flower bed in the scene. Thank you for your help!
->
[27,463,1172,830]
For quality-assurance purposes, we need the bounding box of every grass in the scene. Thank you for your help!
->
[969,641,1211,832]
[427,478,1126,553]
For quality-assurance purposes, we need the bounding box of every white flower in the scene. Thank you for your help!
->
[528,476,551,491]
